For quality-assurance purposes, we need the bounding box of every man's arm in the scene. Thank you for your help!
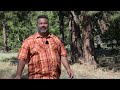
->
[14,39,30,79]
[14,60,26,79]
[61,56,74,79]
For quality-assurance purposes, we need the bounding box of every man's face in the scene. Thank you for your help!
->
[37,18,49,33]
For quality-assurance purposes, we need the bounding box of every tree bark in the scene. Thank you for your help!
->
[2,20,8,52]
[82,15,97,65]
[69,11,83,63]
[98,13,109,34]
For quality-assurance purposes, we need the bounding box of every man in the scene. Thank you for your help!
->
[15,15,74,79]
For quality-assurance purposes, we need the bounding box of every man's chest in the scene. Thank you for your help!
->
[29,38,60,55]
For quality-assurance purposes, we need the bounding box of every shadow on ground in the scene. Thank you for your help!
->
[95,48,120,72]
[1,56,18,65]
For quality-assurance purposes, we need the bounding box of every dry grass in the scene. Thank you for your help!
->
[0,53,120,79]
[0,62,28,79]
[0,53,18,61]
[61,63,120,79]
[0,62,120,79]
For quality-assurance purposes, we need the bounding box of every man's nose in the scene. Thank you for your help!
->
[41,23,46,26]
[41,24,46,27]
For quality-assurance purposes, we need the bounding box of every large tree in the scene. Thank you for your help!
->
[79,11,97,65]
[69,11,83,63]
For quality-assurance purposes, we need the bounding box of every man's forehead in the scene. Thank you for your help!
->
[38,18,48,21]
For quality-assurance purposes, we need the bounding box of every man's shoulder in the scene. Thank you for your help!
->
[23,33,36,42]
[51,34,63,43]
[51,34,60,40]
[27,33,36,39]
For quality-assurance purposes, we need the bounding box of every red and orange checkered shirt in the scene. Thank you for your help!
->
[17,32,67,79]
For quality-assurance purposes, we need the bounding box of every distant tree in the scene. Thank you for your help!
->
[58,11,64,43]
[2,20,8,52]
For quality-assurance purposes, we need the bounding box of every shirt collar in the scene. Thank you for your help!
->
[35,32,53,39]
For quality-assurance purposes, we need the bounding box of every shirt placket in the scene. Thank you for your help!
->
[42,38,51,72]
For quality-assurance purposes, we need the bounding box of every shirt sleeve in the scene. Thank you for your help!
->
[59,41,67,57]
[17,39,30,62]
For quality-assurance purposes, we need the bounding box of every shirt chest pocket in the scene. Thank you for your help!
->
[51,43,61,54]
[30,44,43,56]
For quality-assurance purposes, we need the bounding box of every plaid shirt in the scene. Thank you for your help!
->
[17,32,67,79]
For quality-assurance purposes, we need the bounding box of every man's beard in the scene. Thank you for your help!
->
[38,28,48,33]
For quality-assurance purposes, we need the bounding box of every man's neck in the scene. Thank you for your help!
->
[39,32,49,38]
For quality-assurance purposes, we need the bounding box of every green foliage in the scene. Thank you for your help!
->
[0,11,37,52]
[101,11,120,47]
[86,11,100,16]
[109,11,120,22]
[0,11,63,52]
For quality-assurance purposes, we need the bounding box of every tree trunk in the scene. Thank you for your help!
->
[98,12,109,34]
[59,11,64,43]
[69,12,83,63]
[2,21,8,52]
[82,16,97,66]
